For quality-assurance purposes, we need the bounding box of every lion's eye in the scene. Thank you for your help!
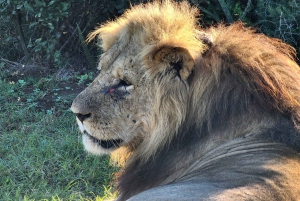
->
[118,80,131,87]
[114,80,133,90]
[105,80,134,95]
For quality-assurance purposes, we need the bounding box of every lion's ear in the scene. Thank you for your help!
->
[147,46,195,80]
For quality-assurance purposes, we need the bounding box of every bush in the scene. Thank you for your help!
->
[191,0,300,58]
[254,0,300,52]
[0,0,108,67]
[0,0,299,69]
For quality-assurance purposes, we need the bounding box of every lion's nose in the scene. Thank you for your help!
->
[75,113,91,122]
[71,89,93,122]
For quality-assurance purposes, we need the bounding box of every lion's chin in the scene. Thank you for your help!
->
[82,132,123,155]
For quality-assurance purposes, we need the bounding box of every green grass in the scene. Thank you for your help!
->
[0,71,117,200]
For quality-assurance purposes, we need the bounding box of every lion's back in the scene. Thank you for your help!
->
[127,181,276,201]
[127,182,220,201]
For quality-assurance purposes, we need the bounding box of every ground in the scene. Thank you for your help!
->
[0,61,117,201]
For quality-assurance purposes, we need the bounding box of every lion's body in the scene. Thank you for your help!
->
[71,1,300,200]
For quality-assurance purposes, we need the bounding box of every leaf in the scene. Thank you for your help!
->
[115,4,125,9]
[61,2,69,11]
[217,0,234,23]
[35,38,42,43]
[24,1,34,12]
[29,22,38,28]
[16,5,23,9]
[77,23,94,68]
[47,23,54,31]
[5,36,12,42]
[0,62,5,68]
[198,6,221,22]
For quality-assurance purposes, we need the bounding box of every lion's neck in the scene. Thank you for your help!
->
[117,110,300,200]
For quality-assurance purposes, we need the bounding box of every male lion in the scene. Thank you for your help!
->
[71,1,300,200]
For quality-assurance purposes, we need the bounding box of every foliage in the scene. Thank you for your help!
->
[254,0,300,52]
[0,0,104,67]
[0,0,299,69]
[76,72,95,85]
[0,0,149,68]
[190,0,300,57]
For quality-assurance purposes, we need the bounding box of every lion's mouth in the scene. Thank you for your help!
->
[84,131,123,149]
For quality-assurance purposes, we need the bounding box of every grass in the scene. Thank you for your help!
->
[0,67,117,200]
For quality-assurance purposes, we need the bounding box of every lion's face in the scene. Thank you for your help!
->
[71,39,195,157]
[71,42,155,155]
[72,44,198,161]
[71,0,202,158]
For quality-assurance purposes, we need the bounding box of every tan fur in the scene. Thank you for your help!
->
[71,1,300,200]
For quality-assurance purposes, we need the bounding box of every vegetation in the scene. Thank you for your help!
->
[0,0,299,68]
[192,0,300,53]
[0,68,118,200]
[0,0,299,200]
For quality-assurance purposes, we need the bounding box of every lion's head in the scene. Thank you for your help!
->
[71,0,205,160]
[71,1,300,200]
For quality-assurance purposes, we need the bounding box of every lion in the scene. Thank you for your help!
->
[71,1,300,200]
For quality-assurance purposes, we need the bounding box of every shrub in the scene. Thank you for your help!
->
[0,0,107,67]
[0,0,299,69]
[191,0,300,58]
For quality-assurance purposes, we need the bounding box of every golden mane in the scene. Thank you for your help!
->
[200,23,300,128]
[87,0,206,59]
